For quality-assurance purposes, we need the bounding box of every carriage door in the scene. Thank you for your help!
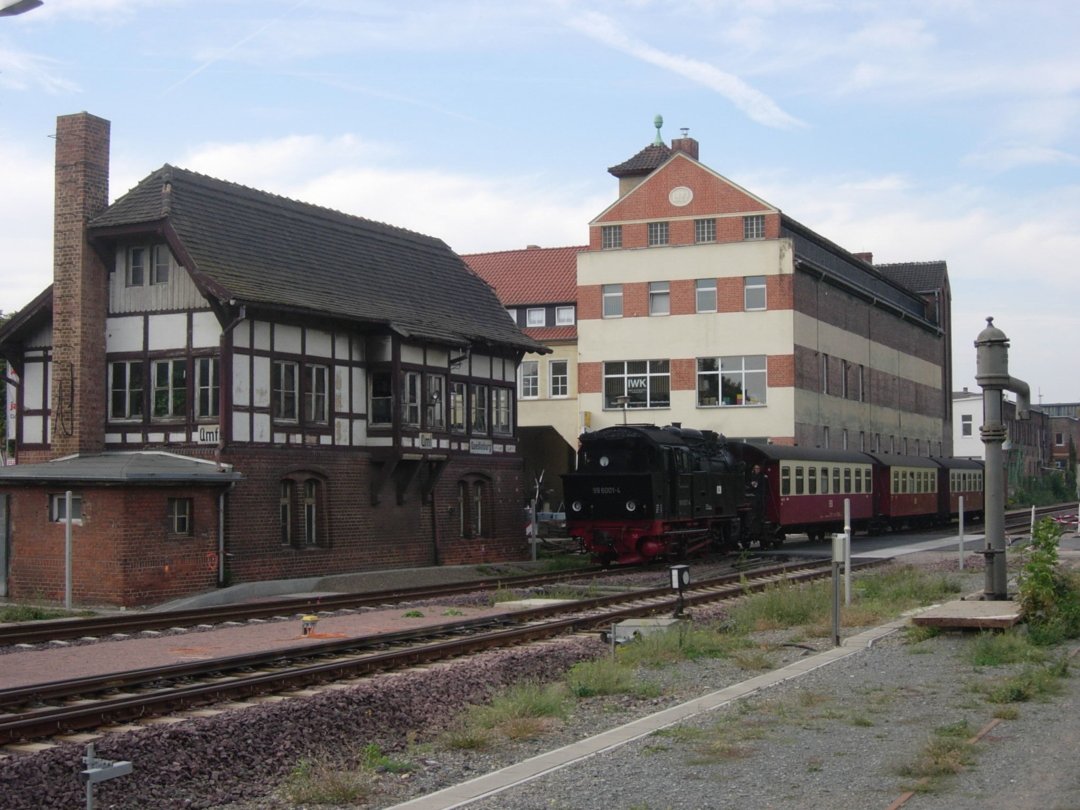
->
[0,494,8,597]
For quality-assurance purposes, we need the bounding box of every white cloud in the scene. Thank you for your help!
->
[566,10,804,130]
[0,45,78,92]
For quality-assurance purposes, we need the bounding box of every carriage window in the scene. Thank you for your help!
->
[781,465,791,496]
[795,466,804,495]
[892,470,900,493]
[808,467,817,495]
[908,471,916,493]
[843,467,852,493]
[854,469,863,494]
[864,468,872,493]
[819,467,828,495]
[832,467,840,494]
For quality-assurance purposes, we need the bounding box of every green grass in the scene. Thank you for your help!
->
[0,605,95,622]
[969,630,1045,667]
[566,657,662,698]
[616,622,749,667]
[977,658,1070,704]
[282,757,375,805]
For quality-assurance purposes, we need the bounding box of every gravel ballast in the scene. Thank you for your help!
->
[3,553,1079,809]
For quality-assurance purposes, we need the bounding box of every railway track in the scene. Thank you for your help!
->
[0,558,870,746]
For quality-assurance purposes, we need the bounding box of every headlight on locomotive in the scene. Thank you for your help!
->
[625,500,637,513]
[571,500,583,513]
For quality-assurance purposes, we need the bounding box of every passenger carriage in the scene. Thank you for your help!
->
[935,456,985,523]
[733,444,875,544]
[864,453,941,530]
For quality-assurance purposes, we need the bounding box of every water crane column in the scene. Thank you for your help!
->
[974,317,1030,600]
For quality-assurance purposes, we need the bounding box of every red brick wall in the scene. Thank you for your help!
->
[51,113,110,458]
[5,486,220,607]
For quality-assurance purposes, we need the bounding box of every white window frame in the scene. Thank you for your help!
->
[151,244,172,285]
[603,360,670,410]
[427,373,446,430]
[401,370,421,426]
[526,308,546,327]
[555,306,575,325]
[152,358,187,420]
[167,497,192,535]
[602,284,623,318]
[549,359,568,398]
[601,225,622,249]
[369,369,393,426]
[696,355,767,407]
[743,214,765,240]
[519,360,539,399]
[194,356,219,420]
[273,360,299,422]
[744,275,766,310]
[450,381,466,433]
[695,279,716,313]
[649,281,670,316]
[492,387,512,435]
[695,218,716,244]
[50,493,83,523]
[109,360,144,421]
[126,246,146,287]
[471,384,489,433]
[647,221,669,246]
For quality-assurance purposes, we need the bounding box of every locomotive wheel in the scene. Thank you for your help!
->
[767,531,785,549]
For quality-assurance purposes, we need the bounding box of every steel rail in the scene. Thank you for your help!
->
[0,559,854,745]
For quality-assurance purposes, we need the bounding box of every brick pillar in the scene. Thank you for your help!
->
[51,112,110,458]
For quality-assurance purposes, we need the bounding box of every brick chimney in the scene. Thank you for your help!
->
[51,112,110,458]
[671,130,699,161]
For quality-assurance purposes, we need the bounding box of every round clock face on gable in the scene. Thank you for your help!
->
[668,186,693,207]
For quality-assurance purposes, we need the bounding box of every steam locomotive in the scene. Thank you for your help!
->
[562,424,984,566]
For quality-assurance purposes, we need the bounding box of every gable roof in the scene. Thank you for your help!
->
[88,166,542,353]
[462,245,583,306]
[607,143,673,177]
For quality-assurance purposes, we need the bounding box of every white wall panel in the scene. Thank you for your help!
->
[22,362,44,410]
[352,419,367,444]
[148,313,187,351]
[307,329,332,358]
[253,413,271,442]
[233,357,251,407]
[274,324,302,355]
[106,316,143,353]
[252,356,271,408]
[335,333,351,361]
[472,354,491,379]
[335,418,350,445]
[23,418,42,445]
[334,367,349,414]
[351,368,365,413]
[191,311,221,348]
[233,321,250,349]
[253,321,271,351]
[232,413,250,442]
[401,344,424,364]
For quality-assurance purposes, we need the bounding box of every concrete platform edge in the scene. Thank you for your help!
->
[387,618,908,810]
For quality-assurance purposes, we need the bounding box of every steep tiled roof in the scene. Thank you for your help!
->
[462,245,583,306]
[607,144,672,177]
[523,325,576,343]
[88,166,543,353]
[876,261,948,293]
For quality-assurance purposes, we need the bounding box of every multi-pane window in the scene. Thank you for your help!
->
[492,388,512,435]
[549,359,568,397]
[602,284,623,318]
[696,356,767,407]
[743,214,765,240]
[126,245,172,286]
[167,498,192,535]
[427,374,446,429]
[821,353,830,395]
[647,221,669,246]
[151,245,171,284]
[519,360,539,399]
[152,359,187,419]
[471,384,489,433]
[194,357,219,420]
[305,365,329,424]
[49,493,82,522]
[401,370,421,426]
[744,276,766,310]
[695,279,716,313]
[695,218,716,243]
[272,360,299,422]
[369,370,392,425]
[601,225,622,249]
[450,381,466,432]
[857,364,865,402]
[841,359,850,399]
[109,360,144,420]
[962,415,973,437]
[823,426,830,448]
[603,360,670,409]
[1055,431,1064,446]
[649,281,670,316]
[526,308,546,327]
[555,306,575,325]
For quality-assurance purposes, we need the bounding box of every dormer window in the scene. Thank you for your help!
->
[555,306,575,325]
[125,244,173,287]
[526,308,546,327]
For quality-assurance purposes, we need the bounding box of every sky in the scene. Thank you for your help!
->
[1,0,1078,402]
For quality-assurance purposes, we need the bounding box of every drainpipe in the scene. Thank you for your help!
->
[975,317,1030,600]
[218,482,236,587]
